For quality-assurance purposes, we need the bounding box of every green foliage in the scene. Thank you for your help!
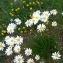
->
[0,51,5,63]
[29,34,59,59]
[0,56,5,63]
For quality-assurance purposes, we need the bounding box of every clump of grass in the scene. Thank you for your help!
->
[0,51,5,63]
[28,34,60,59]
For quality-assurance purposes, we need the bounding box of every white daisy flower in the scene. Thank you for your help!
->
[27,58,35,63]
[7,23,16,34]
[5,46,13,56]
[25,19,33,27]
[25,48,32,56]
[15,36,23,45]
[32,12,40,21]
[35,55,40,61]
[0,42,5,51]
[14,18,22,25]
[14,45,21,53]
[50,9,58,15]
[40,15,48,22]
[7,26,14,34]
[37,24,46,32]
[5,37,15,46]
[52,21,57,27]
[51,51,61,60]
[14,55,24,63]
[42,11,50,17]
[5,36,10,42]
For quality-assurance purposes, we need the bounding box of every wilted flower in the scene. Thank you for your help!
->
[52,21,57,27]
[50,9,58,15]
[35,55,40,61]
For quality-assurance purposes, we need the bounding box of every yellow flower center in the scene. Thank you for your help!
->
[32,19,35,22]
[0,44,2,48]
[36,16,38,19]
[18,58,21,62]
[36,56,39,59]
[17,48,20,51]
[10,49,12,52]
[28,22,30,25]
[45,14,48,16]
[11,40,14,42]
[17,38,20,42]
[52,10,55,12]
[30,61,33,63]
[18,20,20,23]
[55,54,58,58]
[10,29,12,32]
[43,17,46,20]
[28,51,30,54]
[40,26,42,29]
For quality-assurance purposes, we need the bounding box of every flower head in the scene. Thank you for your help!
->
[37,24,46,32]
[5,36,15,46]
[14,18,22,25]
[7,23,16,34]
[52,21,57,27]
[32,11,40,21]
[0,42,5,51]
[5,46,13,56]
[27,58,35,63]
[40,15,48,22]
[51,51,61,60]
[35,55,40,61]
[14,55,24,63]
[25,48,32,56]
[50,9,58,15]
[7,27,14,34]
[25,19,33,27]
[14,45,21,53]
[15,36,23,45]
[42,11,50,17]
